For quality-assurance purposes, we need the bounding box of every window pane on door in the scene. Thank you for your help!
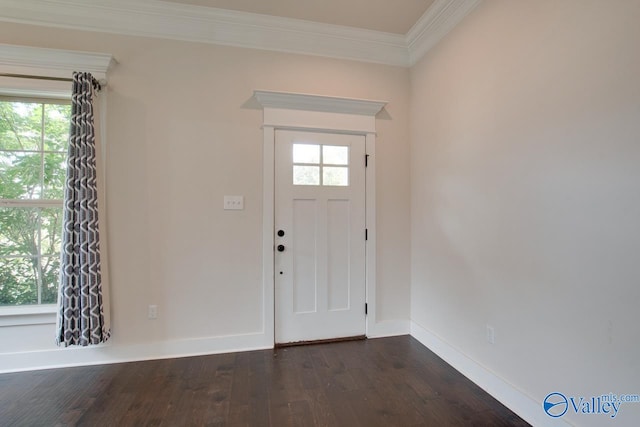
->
[323,167,349,186]
[293,144,320,164]
[323,145,348,165]
[293,143,351,186]
[293,165,320,185]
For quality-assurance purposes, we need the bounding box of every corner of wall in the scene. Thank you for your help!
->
[410,321,571,427]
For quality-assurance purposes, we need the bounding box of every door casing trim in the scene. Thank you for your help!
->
[255,91,386,346]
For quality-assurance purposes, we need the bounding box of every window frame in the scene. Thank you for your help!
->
[0,43,113,326]
[0,95,72,311]
[292,143,351,187]
[0,85,72,324]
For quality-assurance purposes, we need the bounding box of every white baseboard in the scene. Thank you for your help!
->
[368,319,410,338]
[2,320,413,373]
[410,322,571,427]
[0,331,271,373]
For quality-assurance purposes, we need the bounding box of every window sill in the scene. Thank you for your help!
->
[0,305,57,327]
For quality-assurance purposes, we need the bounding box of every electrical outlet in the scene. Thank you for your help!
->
[223,195,244,210]
[148,304,158,319]
[486,325,495,344]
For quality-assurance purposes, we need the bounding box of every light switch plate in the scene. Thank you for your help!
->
[224,195,244,210]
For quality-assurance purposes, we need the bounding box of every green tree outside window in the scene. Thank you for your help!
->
[0,99,71,306]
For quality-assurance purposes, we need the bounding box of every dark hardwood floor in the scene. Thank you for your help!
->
[0,336,529,426]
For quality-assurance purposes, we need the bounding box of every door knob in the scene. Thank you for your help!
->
[277,244,285,252]
[277,229,285,237]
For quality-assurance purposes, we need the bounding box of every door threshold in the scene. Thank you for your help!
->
[275,335,366,348]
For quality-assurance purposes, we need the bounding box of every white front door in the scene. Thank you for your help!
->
[274,130,366,344]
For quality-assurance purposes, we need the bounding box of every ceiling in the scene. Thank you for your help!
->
[162,0,436,34]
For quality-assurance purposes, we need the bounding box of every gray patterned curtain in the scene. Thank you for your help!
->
[56,72,110,347]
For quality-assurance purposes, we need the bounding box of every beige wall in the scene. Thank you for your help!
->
[410,1,640,425]
[4,2,639,422]
[0,22,411,358]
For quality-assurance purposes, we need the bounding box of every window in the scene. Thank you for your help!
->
[0,98,71,307]
[293,143,349,186]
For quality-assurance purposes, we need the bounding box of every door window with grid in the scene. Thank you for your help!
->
[292,143,350,186]
[0,98,71,306]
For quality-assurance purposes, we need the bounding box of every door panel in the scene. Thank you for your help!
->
[275,130,366,344]
[327,199,350,311]
[292,199,317,314]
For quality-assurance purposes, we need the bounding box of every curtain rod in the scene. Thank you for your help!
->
[0,73,106,90]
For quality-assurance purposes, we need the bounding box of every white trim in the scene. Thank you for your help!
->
[406,0,482,66]
[0,305,56,316]
[0,331,270,373]
[254,91,387,116]
[0,43,115,82]
[410,321,572,427]
[262,125,276,346]
[263,109,377,135]
[367,320,410,338]
[255,90,383,344]
[0,0,478,67]
[364,132,378,338]
[0,305,56,327]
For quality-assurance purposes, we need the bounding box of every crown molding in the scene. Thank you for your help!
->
[254,90,387,116]
[0,0,409,67]
[0,43,115,81]
[406,0,482,66]
[0,0,480,68]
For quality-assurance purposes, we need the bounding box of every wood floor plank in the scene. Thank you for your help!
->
[0,336,530,426]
